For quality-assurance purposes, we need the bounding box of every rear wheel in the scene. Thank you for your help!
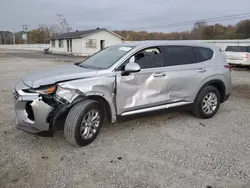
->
[64,100,104,146]
[192,86,221,119]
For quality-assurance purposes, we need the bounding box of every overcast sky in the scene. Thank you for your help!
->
[0,0,250,32]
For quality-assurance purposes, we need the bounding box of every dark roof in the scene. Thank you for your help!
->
[50,28,124,40]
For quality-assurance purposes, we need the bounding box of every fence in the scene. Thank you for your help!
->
[0,44,50,51]
[123,39,250,51]
[1,40,250,54]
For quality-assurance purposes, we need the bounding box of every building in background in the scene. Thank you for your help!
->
[49,28,125,56]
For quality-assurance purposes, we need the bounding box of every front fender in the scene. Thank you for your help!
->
[55,76,117,123]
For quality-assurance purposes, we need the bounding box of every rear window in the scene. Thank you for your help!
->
[225,46,250,52]
[194,47,214,62]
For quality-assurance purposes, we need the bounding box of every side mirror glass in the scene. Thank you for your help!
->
[123,62,141,74]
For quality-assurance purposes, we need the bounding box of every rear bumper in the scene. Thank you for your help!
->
[13,84,53,134]
[227,60,250,66]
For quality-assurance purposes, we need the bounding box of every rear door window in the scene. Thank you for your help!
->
[225,46,249,52]
[194,47,214,62]
[163,46,197,66]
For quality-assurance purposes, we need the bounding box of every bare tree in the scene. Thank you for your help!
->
[190,21,207,39]
[39,24,60,37]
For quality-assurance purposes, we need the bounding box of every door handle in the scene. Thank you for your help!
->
[197,69,206,73]
[153,73,166,77]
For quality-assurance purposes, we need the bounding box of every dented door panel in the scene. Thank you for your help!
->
[160,64,202,103]
[116,68,168,114]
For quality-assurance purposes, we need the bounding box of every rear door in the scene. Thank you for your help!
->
[161,45,209,103]
[116,46,167,114]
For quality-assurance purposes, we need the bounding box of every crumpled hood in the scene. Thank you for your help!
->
[22,63,97,88]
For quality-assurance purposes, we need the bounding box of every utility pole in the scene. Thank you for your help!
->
[12,29,15,44]
[56,14,65,33]
[3,31,6,44]
[56,14,71,33]
[21,24,29,32]
[21,24,29,44]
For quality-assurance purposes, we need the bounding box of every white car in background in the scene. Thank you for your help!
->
[223,45,250,67]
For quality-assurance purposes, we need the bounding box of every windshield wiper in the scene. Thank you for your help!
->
[78,63,103,70]
[79,64,89,68]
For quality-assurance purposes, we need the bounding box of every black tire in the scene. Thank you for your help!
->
[64,99,104,146]
[192,86,221,119]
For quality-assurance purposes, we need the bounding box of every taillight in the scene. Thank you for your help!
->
[244,54,249,59]
[224,65,232,71]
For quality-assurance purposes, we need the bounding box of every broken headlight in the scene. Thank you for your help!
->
[53,85,79,104]
[25,85,57,94]
[36,86,56,94]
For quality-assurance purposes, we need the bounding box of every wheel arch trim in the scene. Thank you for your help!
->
[195,79,226,102]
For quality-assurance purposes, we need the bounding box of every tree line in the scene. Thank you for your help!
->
[0,19,249,44]
[115,19,250,41]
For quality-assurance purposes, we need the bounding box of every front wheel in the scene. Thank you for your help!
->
[64,100,104,146]
[192,86,221,119]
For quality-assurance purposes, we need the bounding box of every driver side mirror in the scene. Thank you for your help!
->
[122,62,141,76]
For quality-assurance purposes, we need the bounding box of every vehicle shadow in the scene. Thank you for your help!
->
[13,105,194,148]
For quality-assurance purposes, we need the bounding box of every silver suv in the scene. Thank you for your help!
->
[13,41,232,146]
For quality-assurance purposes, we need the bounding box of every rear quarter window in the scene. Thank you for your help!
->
[194,47,214,62]
[225,46,249,52]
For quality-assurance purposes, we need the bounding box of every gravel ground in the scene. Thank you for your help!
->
[0,49,250,188]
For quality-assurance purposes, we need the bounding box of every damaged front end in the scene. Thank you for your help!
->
[13,80,55,136]
[13,80,72,137]
[13,75,117,137]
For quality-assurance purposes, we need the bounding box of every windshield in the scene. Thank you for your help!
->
[225,46,250,52]
[78,45,134,69]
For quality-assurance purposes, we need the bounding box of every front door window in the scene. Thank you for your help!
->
[117,47,164,71]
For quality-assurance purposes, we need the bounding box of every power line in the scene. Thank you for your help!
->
[129,12,250,30]
[148,15,250,30]
[128,12,250,30]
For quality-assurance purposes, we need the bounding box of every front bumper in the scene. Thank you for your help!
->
[13,81,53,134]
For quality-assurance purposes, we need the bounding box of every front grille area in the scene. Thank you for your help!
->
[25,102,35,121]
[13,89,19,101]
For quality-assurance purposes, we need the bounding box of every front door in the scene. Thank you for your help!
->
[100,40,105,50]
[116,46,167,115]
[67,39,72,53]
[67,40,70,52]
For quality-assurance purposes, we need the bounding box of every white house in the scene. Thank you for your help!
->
[49,28,125,56]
